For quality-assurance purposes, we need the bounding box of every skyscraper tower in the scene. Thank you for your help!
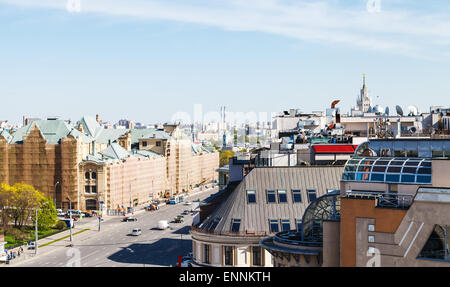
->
[357,73,372,113]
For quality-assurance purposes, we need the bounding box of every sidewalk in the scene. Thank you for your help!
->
[2,185,217,266]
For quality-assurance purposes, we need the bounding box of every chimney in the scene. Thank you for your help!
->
[23,116,28,126]
[96,114,100,123]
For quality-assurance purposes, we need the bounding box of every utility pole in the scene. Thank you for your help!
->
[35,208,38,255]
[68,198,73,242]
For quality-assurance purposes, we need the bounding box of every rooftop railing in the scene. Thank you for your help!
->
[344,191,414,209]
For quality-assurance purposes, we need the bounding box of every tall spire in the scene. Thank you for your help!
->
[363,73,366,88]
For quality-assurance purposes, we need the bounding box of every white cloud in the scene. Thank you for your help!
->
[2,0,450,60]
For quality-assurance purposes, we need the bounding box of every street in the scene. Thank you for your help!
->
[13,188,217,267]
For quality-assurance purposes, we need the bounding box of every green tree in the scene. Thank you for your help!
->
[10,183,43,230]
[0,183,13,236]
[33,197,57,231]
[219,150,235,167]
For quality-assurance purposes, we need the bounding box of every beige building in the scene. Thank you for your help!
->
[191,166,344,267]
[0,117,219,212]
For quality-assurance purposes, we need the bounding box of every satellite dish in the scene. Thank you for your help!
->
[385,106,390,116]
[396,105,404,116]
[407,105,419,116]
[373,105,385,114]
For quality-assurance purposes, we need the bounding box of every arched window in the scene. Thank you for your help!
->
[85,172,90,179]
[92,172,97,179]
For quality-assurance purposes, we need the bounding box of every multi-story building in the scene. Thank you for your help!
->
[0,116,219,212]
[190,165,343,267]
[260,138,450,267]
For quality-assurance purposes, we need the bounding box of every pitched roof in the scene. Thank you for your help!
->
[197,166,344,236]
[10,119,84,144]
[100,143,130,160]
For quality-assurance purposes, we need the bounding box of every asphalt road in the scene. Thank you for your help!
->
[15,188,217,267]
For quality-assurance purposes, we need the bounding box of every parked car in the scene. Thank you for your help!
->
[174,215,184,223]
[56,209,65,217]
[123,217,137,222]
[180,259,194,267]
[131,228,142,236]
[184,201,192,206]
[158,220,169,230]
[81,212,92,217]
[182,210,190,215]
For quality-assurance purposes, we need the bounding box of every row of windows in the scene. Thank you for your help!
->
[203,244,263,266]
[246,189,317,204]
[269,218,303,233]
[142,141,162,147]
[230,218,302,234]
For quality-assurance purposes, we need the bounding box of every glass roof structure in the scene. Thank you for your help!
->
[274,191,341,246]
[342,157,432,185]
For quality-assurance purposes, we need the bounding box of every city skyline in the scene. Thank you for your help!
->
[1,0,450,124]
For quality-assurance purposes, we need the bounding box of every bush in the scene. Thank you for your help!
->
[55,221,67,230]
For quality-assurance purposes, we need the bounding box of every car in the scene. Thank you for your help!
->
[158,220,169,230]
[182,210,190,215]
[193,198,200,202]
[180,260,194,267]
[174,215,184,223]
[81,212,92,217]
[184,201,192,206]
[131,228,142,236]
[123,217,138,222]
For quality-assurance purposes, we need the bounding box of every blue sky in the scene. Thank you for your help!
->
[1,0,450,125]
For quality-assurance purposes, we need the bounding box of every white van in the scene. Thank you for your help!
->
[157,220,169,230]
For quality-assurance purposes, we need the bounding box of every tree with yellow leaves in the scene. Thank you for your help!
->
[9,183,43,231]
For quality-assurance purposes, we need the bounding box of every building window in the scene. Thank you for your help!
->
[231,219,241,233]
[224,246,234,266]
[266,190,276,203]
[281,219,290,231]
[85,172,90,179]
[85,186,90,193]
[307,190,317,202]
[156,141,161,147]
[418,225,450,261]
[142,141,147,147]
[204,244,210,264]
[91,186,97,194]
[368,224,375,232]
[278,190,287,203]
[252,246,262,266]
[247,190,256,204]
[292,190,302,203]
[92,172,97,179]
[368,235,375,243]
[295,219,303,232]
[269,219,279,233]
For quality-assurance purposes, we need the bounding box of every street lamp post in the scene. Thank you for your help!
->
[35,208,38,255]
[67,197,73,242]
